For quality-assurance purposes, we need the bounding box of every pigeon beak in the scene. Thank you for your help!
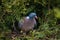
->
[35,16,38,19]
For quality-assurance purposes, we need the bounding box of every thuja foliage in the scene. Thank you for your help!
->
[0,0,60,40]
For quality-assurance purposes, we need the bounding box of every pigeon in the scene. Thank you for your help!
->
[18,12,37,32]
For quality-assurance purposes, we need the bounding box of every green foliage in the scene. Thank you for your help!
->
[0,0,60,40]
[54,8,60,18]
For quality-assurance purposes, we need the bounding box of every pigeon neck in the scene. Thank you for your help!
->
[26,16,30,19]
[26,16,33,20]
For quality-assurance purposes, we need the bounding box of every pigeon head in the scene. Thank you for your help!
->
[28,12,37,19]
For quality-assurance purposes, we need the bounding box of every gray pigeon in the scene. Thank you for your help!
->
[18,12,37,32]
